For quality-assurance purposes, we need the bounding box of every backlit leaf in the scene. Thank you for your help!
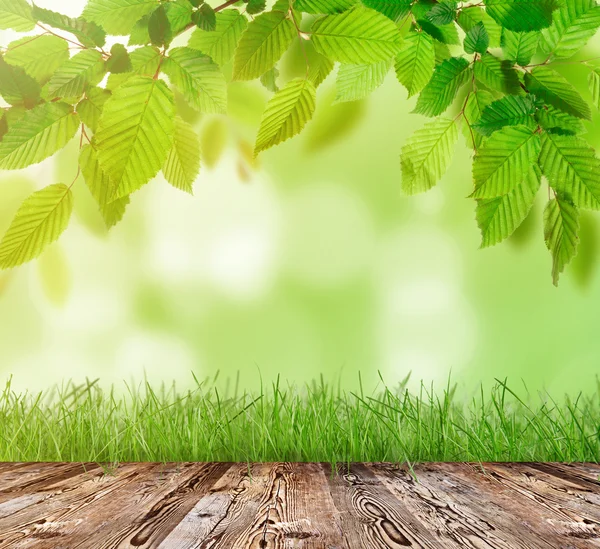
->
[0,0,35,32]
[544,193,579,285]
[484,0,558,32]
[189,10,248,66]
[4,36,70,83]
[46,50,106,100]
[335,60,391,103]
[83,0,158,35]
[394,31,435,97]
[163,117,201,194]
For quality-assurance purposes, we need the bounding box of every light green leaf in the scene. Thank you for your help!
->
[541,0,600,59]
[163,117,201,194]
[0,184,73,269]
[0,0,35,32]
[473,53,521,94]
[105,46,163,90]
[0,103,80,170]
[463,90,494,149]
[47,50,106,100]
[484,0,557,32]
[162,47,227,114]
[400,117,458,194]
[96,77,175,200]
[539,132,600,210]
[255,78,316,155]
[473,95,537,136]
[458,6,502,47]
[501,29,539,65]
[77,87,112,132]
[83,0,159,35]
[4,36,70,83]
[588,69,600,110]
[295,0,356,14]
[307,51,336,87]
[361,0,411,21]
[476,164,541,247]
[536,104,586,135]
[0,57,41,108]
[544,194,579,285]
[311,6,403,64]
[189,10,248,66]
[31,5,106,48]
[79,144,130,229]
[524,66,591,119]
[260,67,280,92]
[414,57,470,117]
[394,32,435,97]
[464,22,489,54]
[335,60,391,103]
[472,125,541,198]
[232,11,295,81]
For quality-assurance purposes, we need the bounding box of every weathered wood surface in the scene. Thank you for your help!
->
[0,462,599,548]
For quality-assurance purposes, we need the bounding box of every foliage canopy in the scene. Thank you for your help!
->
[1,0,600,284]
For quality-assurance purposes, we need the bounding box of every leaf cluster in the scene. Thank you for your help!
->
[0,0,599,284]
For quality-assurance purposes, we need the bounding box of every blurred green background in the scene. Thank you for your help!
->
[1,0,600,396]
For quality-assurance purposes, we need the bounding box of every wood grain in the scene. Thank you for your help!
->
[0,462,598,548]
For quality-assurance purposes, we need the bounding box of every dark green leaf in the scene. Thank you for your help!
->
[193,4,217,31]
[464,21,489,54]
[427,0,457,25]
[149,5,173,47]
[473,53,521,94]
[0,57,41,108]
[484,0,558,32]
[107,44,133,74]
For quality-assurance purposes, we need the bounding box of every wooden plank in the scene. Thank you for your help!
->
[157,462,347,549]
[483,463,600,545]
[14,462,229,549]
[370,462,517,548]
[0,463,148,548]
[323,462,447,548]
[422,463,599,549]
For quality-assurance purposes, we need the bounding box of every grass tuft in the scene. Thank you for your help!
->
[0,374,599,463]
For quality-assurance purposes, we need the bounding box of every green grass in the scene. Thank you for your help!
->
[0,374,599,463]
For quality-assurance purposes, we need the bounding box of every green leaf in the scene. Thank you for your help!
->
[149,4,174,47]
[588,68,600,110]
[307,51,336,87]
[458,6,502,47]
[261,67,280,92]
[162,47,227,114]
[536,104,586,134]
[189,10,248,66]
[335,60,391,103]
[476,164,541,247]
[192,4,217,31]
[0,184,74,270]
[473,53,521,95]
[4,36,70,83]
[107,44,133,74]
[0,0,35,32]
[394,31,435,97]
[246,0,268,15]
[77,87,112,132]
[0,57,41,108]
[417,19,460,45]
[524,66,591,120]
[255,78,316,155]
[295,0,356,14]
[414,57,470,117]
[95,77,175,199]
[0,102,80,170]
[484,0,558,32]
[473,95,537,136]
[232,11,295,80]
[544,193,579,285]
[361,0,411,21]
[31,5,106,48]
[501,29,539,66]
[427,1,457,26]
[472,125,541,198]
[105,46,163,90]
[79,144,130,229]
[83,0,159,35]
[311,6,403,64]
[400,117,458,194]
[163,117,201,194]
[540,0,600,59]
[539,132,600,210]
[464,22,489,54]
[463,90,494,149]
[46,50,106,100]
